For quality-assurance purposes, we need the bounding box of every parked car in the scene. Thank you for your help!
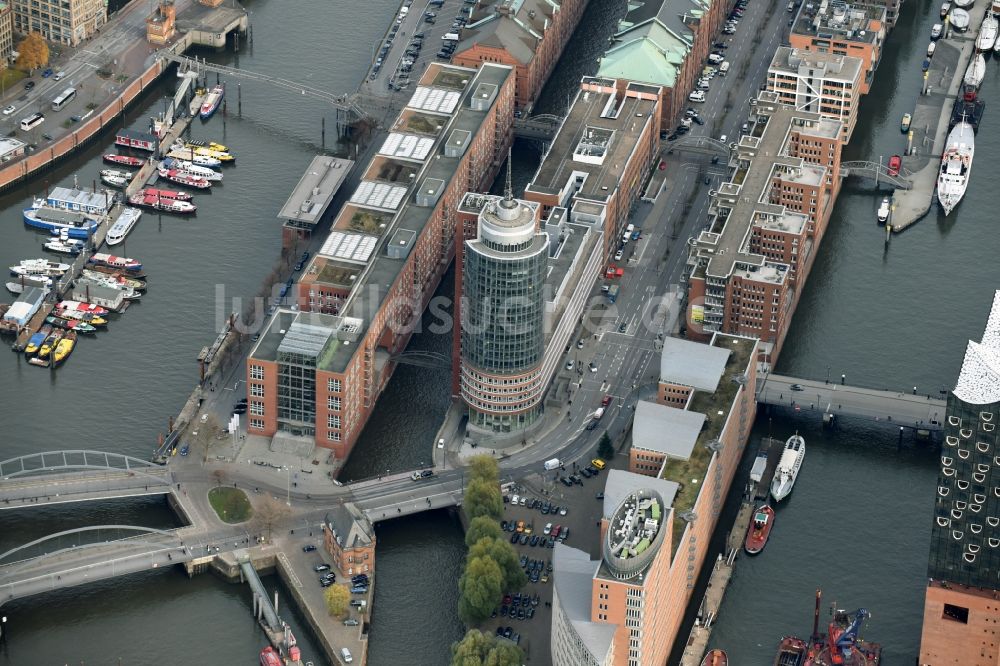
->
[41,68,53,78]
[303,545,317,552]
[315,564,331,572]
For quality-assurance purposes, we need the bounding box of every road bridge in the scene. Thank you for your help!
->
[758,373,946,431]
[664,136,732,157]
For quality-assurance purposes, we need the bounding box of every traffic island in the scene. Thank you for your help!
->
[208,486,253,523]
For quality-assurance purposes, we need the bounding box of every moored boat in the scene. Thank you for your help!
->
[157,167,211,189]
[37,327,64,360]
[6,276,52,294]
[88,253,142,272]
[46,315,97,334]
[100,169,132,188]
[10,258,70,277]
[199,84,225,120]
[186,139,229,152]
[87,264,148,280]
[103,154,145,167]
[978,16,998,51]
[136,187,193,201]
[701,649,728,666]
[964,53,986,91]
[887,154,902,176]
[877,197,890,224]
[744,504,774,555]
[43,238,84,256]
[937,120,975,215]
[128,191,197,214]
[160,157,222,181]
[23,324,52,357]
[51,330,77,367]
[773,636,808,666]
[81,269,146,292]
[54,307,107,326]
[951,8,970,31]
[770,433,805,502]
[165,149,222,167]
[170,140,234,162]
[259,646,282,666]
[57,300,109,317]
[900,112,911,132]
[23,206,99,239]
[931,22,943,39]
[941,1,952,17]
[955,0,973,7]
[927,41,936,58]
[106,207,142,246]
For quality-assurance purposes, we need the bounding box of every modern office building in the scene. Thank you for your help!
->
[685,91,843,362]
[595,0,730,127]
[919,290,1000,666]
[552,333,759,665]
[247,62,515,458]
[450,0,588,111]
[789,0,885,94]
[766,46,863,142]
[277,155,354,247]
[524,77,660,260]
[12,0,106,46]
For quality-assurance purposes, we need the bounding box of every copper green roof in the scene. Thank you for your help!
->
[597,19,690,88]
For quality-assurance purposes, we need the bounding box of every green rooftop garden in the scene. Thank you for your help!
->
[662,334,754,557]
[402,112,446,135]
[345,208,393,236]
[370,159,420,184]
[432,69,471,90]
[316,261,360,287]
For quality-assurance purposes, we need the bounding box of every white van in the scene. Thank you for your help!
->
[399,6,409,15]
[622,223,635,243]
[341,647,354,663]
[544,458,562,471]
[442,32,460,40]
[719,61,730,76]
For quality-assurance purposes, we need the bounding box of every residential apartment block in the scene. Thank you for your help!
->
[451,0,588,111]
[0,3,13,64]
[246,62,514,458]
[789,0,885,94]
[524,77,660,261]
[767,46,863,142]
[685,92,843,362]
[552,333,759,665]
[12,0,106,46]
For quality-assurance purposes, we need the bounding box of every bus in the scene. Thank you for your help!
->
[19,113,44,131]
[51,88,76,111]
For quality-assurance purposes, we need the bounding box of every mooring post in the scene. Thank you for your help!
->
[321,117,325,150]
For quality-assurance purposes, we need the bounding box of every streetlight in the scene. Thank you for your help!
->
[280,466,290,506]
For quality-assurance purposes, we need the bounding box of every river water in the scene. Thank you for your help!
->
[0,0,986,662]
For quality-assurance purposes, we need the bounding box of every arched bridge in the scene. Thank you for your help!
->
[513,114,564,141]
[840,161,913,190]
[389,350,452,368]
[664,135,732,157]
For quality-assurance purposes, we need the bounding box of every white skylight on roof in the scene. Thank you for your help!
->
[408,86,461,114]
[319,232,379,263]
[349,181,408,210]
[379,132,435,161]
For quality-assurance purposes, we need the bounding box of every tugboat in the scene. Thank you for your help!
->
[774,636,808,666]
[770,433,805,502]
[701,649,728,666]
[199,84,225,120]
[744,504,774,554]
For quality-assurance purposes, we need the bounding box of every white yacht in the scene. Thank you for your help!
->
[937,121,975,216]
[877,197,891,224]
[10,258,70,277]
[771,434,805,502]
[965,53,987,90]
[977,16,998,51]
[952,8,971,31]
[106,207,142,246]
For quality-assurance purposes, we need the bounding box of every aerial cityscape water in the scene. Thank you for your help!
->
[0,0,994,663]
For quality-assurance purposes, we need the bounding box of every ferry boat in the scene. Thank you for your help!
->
[136,187,192,202]
[978,16,999,51]
[158,167,211,189]
[931,22,943,39]
[160,157,222,181]
[259,646,282,666]
[937,120,975,215]
[10,258,70,277]
[106,208,142,246]
[128,191,197,214]
[46,315,97,335]
[701,649,728,666]
[100,169,132,188]
[170,140,234,162]
[51,330,77,367]
[57,301,109,317]
[103,154,145,167]
[964,54,986,91]
[165,149,222,168]
[81,269,146,292]
[88,253,142,272]
[900,112,911,132]
[951,8,970,31]
[199,84,225,120]
[43,238,84,256]
[23,324,51,357]
[877,197,890,224]
[744,504,774,555]
[53,308,106,326]
[23,206,99,239]
[773,636,808,666]
[770,433,805,502]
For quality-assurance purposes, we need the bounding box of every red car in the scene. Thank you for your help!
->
[551,525,561,538]
[601,395,612,407]
[887,154,901,176]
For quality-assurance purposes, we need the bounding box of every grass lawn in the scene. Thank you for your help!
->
[0,68,26,91]
[208,487,253,523]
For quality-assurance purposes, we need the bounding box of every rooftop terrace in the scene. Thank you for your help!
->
[794,0,884,44]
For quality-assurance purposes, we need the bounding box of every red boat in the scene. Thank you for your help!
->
[88,253,142,271]
[56,300,108,317]
[157,168,210,189]
[103,154,145,167]
[259,646,282,666]
[129,192,197,214]
[138,187,193,201]
[701,649,728,666]
[887,155,901,176]
[774,636,808,666]
[744,504,774,554]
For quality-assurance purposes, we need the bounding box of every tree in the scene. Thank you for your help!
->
[468,537,526,592]
[458,555,503,625]
[450,629,523,666]
[467,454,499,483]
[253,493,290,542]
[465,516,503,548]
[464,477,503,521]
[193,413,223,463]
[324,584,350,619]
[598,431,615,461]
[15,32,48,72]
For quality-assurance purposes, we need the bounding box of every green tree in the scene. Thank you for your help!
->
[468,537,526,592]
[15,32,48,72]
[598,432,615,461]
[464,477,503,521]
[467,454,499,482]
[458,555,503,625]
[324,583,350,619]
[450,629,523,666]
[465,515,503,548]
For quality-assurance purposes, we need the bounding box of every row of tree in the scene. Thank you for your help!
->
[450,456,525,665]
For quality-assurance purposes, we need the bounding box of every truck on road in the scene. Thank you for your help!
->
[544,458,562,471]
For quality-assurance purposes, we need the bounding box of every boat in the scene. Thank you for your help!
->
[937,120,975,215]
[23,206,99,239]
[165,149,222,168]
[87,264,148,280]
[100,169,132,188]
[199,84,225,120]
[186,139,229,152]
[88,253,142,272]
[887,155,902,176]
[23,324,52,357]
[942,1,952,17]
[978,16,998,51]
[81,269,146,292]
[103,154,145,167]
[157,167,211,189]
[43,238,84,256]
[160,157,222,181]
[927,42,937,58]
[955,0,974,6]
[10,258,70,277]
[806,600,882,666]
[701,649,728,666]
[136,187,193,202]
[744,504,774,555]
[877,197,890,224]
[53,308,107,326]
[931,22,943,39]
[57,300,109,317]
[951,8,970,31]
[994,31,1000,54]
[900,112,911,132]
[169,140,234,162]
[6,277,52,294]
[106,208,142,246]
[922,58,932,72]
[964,53,986,91]
[46,315,96,335]
[37,327,64,361]
[51,330,77,367]
[259,646,282,666]
[770,433,805,502]
[773,636,808,666]
[128,191,197,214]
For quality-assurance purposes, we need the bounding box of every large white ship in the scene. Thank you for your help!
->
[770,433,806,502]
[937,121,975,216]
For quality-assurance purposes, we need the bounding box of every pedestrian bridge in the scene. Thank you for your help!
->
[758,373,946,432]
[841,161,914,190]
[513,114,563,141]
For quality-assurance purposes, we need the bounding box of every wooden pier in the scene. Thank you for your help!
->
[754,437,784,502]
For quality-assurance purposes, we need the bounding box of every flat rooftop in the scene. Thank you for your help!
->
[660,336,731,392]
[0,136,25,157]
[769,46,863,83]
[794,0,884,44]
[526,80,657,205]
[632,400,705,458]
[278,156,354,226]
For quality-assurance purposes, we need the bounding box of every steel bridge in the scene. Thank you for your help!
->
[513,114,564,141]
[840,161,913,189]
[0,450,167,479]
[664,136,732,157]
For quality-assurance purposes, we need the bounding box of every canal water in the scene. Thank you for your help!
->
[0,0,990,662]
